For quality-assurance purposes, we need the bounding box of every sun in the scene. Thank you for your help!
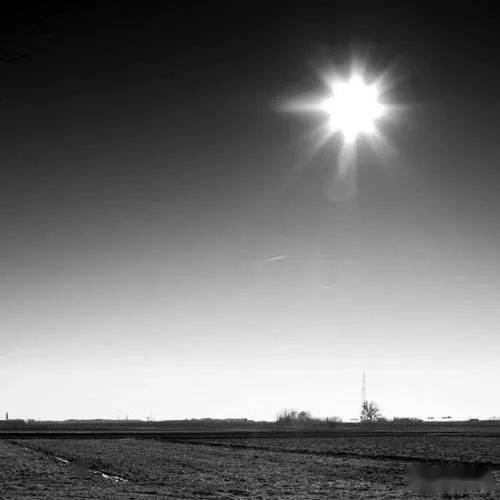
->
[280,61,401,200]
[281,64,396,153]
[320,73,386,144]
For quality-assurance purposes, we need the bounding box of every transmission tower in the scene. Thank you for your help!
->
[361,372,366,406]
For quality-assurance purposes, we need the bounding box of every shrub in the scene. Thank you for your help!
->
[276,410,342,427]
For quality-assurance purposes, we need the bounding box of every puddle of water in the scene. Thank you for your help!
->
[13,444,128,484]
[55,456,129,483]
[97,470,128,483]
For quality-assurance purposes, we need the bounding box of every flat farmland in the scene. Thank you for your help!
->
[1,432,499,498]
[0,439,135,499]
[193,434,500,465]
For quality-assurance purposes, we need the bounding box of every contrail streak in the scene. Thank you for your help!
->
[259,255,287,263]
[0,349,31,361]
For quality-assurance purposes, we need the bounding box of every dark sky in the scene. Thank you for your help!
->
[1,2,499,420]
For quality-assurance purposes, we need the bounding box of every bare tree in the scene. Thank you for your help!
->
[297,410,312,422]
[276,408,298,425]
[276,410,342,428]
[360,401,381,423]
[276,409,314,426]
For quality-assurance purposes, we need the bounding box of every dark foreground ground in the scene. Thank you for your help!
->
[1,430,499,498]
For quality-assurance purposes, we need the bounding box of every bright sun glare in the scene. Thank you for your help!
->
[282,61,400,201]
[320,74,386,144]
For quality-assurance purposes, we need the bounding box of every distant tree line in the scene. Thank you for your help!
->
[275,409,342,427]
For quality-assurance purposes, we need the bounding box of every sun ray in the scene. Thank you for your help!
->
[282,61,404,200]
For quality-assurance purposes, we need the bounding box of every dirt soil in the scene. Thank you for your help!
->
[2,436,499,498]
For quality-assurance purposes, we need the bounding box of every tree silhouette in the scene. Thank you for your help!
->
[360,400,381,423]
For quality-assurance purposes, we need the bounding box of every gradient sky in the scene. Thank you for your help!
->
[1,2,499,421]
